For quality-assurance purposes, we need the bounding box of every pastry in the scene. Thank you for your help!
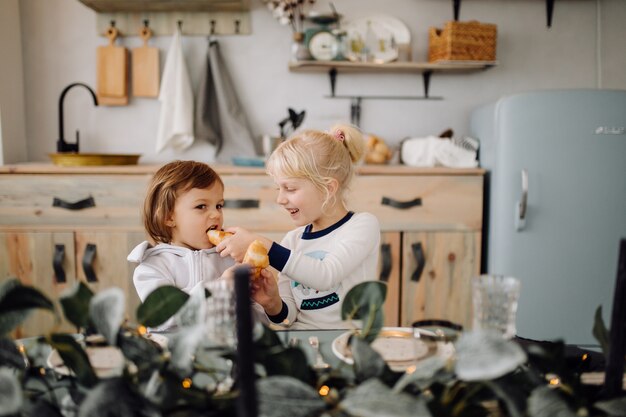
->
[207,229,233,246]
[243,240,269,280]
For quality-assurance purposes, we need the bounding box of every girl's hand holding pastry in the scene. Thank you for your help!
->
[250,269,282,315]
[216,227,272,262]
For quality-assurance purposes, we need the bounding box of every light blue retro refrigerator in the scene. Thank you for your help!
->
[470,89,626,346]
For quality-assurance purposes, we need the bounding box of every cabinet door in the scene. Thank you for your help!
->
[400,231,481,329]
[0,232,76,338]
[75,231,146,323]
[378,233,401,327]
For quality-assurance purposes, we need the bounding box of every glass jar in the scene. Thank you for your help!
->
[291,32,311,61]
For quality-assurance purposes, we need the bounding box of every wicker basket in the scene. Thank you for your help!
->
[428,20,497,62]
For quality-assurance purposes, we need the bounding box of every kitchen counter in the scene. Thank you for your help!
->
[0,162,485,175]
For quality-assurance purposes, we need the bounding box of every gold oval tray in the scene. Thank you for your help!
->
[49,153,141,166]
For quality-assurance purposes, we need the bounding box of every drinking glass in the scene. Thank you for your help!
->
[472,275,521,339]
[205,279,236,347]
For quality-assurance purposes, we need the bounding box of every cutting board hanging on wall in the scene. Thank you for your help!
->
[97,25,129,106]
[132,26,160,98]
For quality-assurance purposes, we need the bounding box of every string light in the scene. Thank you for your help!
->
[182,378,192,389]
[137,326,147,335]
[318,385,330,396]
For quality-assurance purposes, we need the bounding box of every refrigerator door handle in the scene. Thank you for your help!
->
[515,169,528,231]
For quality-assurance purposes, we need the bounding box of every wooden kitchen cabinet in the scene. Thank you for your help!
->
[0,230,145,337]
[0,164,484,333]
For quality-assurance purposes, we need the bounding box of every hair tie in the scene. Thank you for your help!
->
[333,129,345,142]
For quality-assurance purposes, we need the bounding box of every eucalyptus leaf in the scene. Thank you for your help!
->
[89,287,125,346]
[0,338,26,370]
[26,398,65,417]
[256,375,325,417]
[59,282,94,330]
[527,386,577,417]
[77,377,155,417]
[340,378,431,417]
[341,281,386,342]
[262,346,313,384]
[595,396,626,416]
[168,325,204,377]
[174,286,206,328]
[351,336,387,382]
[49,333,98,388]
[117,333,161,377]
[0,280,54,335]
[592,305,610,357]
[0,367,22,415]
[455,330,527,381]
[137,286,189,327]
[392,355,447,394]
[0,280,54,313]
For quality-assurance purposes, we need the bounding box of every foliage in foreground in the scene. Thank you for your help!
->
[0,278,624,417]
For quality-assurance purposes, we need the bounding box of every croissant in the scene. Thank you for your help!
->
[207,229,234,246]
[243,240,270,280]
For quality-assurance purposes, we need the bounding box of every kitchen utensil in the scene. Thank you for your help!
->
[97,25,129,105]
[132,25,160,97]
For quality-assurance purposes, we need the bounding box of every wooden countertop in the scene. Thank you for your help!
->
[0,163,485,176]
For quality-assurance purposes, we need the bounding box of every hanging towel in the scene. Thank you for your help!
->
[195,39,257,163]
[156,27,194,152]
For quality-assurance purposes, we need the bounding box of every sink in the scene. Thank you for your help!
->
[49,153,141,167]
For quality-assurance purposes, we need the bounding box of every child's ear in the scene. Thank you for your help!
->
[165,216,175,228]
[327,178,340,196]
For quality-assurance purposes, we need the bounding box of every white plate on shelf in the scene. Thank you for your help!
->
[343,15,411,63]
[331,327,455,371]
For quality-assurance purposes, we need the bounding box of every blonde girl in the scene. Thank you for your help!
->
[217,124,381,329]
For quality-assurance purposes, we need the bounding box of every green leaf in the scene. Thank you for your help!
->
[0,280,54,313]
[341,281,387,342]
[0,367,22,415]
[595,396,626,416]
[59,281,93,330]
[262,346,314,384]
[350,336,387,382]
[0,337,27,370]
[0,279,55,336]
[257,376,325,417]
[455,330,527,381]
[49,333,98,388]
[89,287,125,345]
[592,305,610,357]
[136,285,189,327]
[527,386,577,417]
[340,378,430,417]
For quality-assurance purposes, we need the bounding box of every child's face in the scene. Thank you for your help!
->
[167,182,225,250]
[274,175,327,230]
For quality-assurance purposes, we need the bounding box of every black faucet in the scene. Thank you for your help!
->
[57,82,98,153]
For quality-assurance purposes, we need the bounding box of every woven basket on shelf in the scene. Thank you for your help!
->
[428,20,497,62]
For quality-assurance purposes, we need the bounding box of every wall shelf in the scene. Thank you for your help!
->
[78,0,250,35]
[288,60,497,126]
[78,0,250,13]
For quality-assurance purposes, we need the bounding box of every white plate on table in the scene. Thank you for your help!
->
[331,327,454,371]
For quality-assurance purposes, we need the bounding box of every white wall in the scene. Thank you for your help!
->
[10,0,626,164]
[0,0,28,164]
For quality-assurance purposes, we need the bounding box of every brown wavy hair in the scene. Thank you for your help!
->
[143,160,223,244]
